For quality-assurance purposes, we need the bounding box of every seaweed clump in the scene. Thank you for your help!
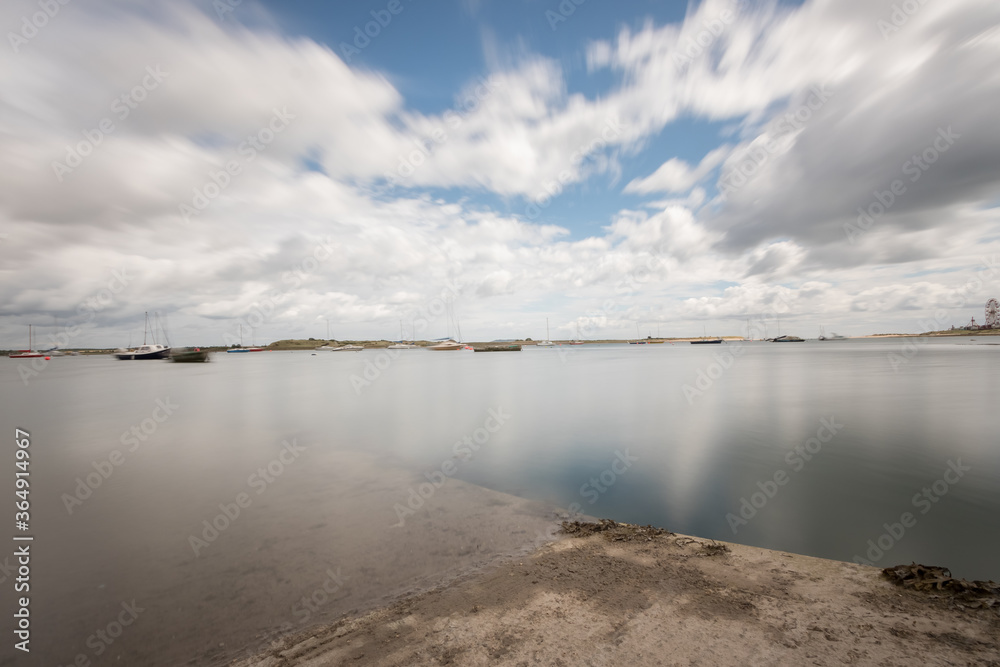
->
[883,563,1000,612]
[560,519,672,542]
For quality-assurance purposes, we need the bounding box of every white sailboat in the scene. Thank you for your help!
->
[388,320,418,349]
[536,318,555,347]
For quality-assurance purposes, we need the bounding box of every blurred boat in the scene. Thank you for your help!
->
[771,335,805,342]
[170,347,210,363]
[817,326,846,340]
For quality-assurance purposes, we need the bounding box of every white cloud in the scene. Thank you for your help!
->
[624,146,730,194]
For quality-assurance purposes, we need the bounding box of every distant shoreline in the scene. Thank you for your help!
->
[6,329,999,356]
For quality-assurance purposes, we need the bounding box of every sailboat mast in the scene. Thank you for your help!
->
[143,312,149,346]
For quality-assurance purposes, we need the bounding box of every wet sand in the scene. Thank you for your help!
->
[29,449,560,667]
[233,523,1000,667]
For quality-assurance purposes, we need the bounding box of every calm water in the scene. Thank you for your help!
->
[2,337,998,665]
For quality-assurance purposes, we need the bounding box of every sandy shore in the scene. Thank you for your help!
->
[232,522,999,667]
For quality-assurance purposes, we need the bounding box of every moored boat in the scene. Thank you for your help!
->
[227,325,264,352]
[8,324,44,358]
[170,347,210,363]
[116,313,170,360]
[387,321,418,349]
[536,318,555,347]
[115,344,170,360]
[428,339,464,351]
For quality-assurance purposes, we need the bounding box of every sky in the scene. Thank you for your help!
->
[2,0,999,347]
